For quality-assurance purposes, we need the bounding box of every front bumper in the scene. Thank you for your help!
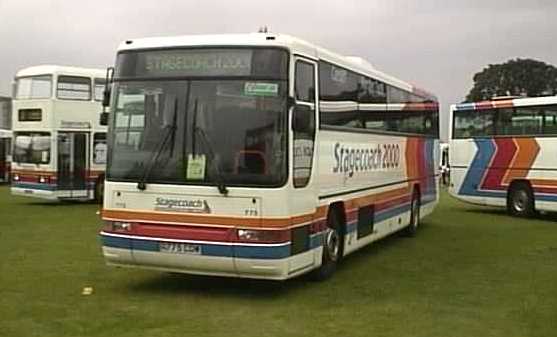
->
[100,231,322,280]
[11,185,59,200]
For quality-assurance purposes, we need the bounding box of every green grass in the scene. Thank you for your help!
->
[1,186,557,337]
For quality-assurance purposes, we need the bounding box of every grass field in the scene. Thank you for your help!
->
[1,186,557,337]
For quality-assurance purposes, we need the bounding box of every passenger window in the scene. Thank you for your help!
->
[94,78,106,101]
[293,104,315,188]
[454,109,495,138]
[57,76,91,100]
[512,107,542,135]
[543,105,557,135]
[318,61,359,101]
[295,61,315,103]
[293,60,316,188]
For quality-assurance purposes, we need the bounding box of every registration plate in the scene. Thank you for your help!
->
[159,242,201,255]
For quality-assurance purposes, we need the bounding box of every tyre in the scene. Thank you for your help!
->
[507,182,535,217]
[311,208,343,281]
[402,190,420,237]
[95,176,105,204]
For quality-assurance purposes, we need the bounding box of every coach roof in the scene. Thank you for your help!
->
[117,33,436,100]
[15,65,106,79]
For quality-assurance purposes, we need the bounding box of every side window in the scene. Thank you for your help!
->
[387,86,410,104]
[295,61,315,102]
[321,108,362,128]
[94,78,106,101]
[543,105,557,135]
[93,133,107,165]
[513,107,542,135]
[358,76,386,104]
[318,61,358,101]
[453,109,495,138]
[293,60,316,188]
[364,112,388,131]
[57,76,91,100]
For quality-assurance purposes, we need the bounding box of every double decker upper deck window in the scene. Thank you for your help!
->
[57,76,91,100]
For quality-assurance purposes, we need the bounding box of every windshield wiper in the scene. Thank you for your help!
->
[137,99,178,191]
[191,98,228,196]
[194,126,229,196]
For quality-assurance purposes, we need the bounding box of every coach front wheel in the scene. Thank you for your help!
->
[508,183,534,217]
[311,209,343,281]
[402,191,420,237]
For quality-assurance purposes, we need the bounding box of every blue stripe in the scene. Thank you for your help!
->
[533,193,557,202]
[234,245,290,259]
[458,138,498,197]
[100,234,294,260]
[12,182,57,191]
[309,233,324,249]
[376,202,411,223]
[100,235,132,249]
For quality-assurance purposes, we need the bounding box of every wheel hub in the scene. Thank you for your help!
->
[513,190,528,212]
[412,199,419,227]
[325,229,340,262]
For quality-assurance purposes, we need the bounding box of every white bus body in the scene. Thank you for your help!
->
[100,33,439,280]
[11,65,107,201]
[449,96,557,216]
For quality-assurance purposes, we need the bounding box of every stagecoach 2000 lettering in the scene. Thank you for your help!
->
[333,142,401,177]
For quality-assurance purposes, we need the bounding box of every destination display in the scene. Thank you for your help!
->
[116,48,288,79]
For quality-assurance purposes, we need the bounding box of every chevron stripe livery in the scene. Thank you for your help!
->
[458,137,557,200]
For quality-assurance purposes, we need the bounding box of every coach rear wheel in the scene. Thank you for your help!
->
[403,190,420,237]
[508,183,534,217]
[311,209,343,281]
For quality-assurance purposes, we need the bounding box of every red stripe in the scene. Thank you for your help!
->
[310,220,327,234]
[475,101,494,110]
[128,223,234,242]
[481,138,517,190]
[113,223,293,244]
[533,187,557,194]
[375,194,411,212]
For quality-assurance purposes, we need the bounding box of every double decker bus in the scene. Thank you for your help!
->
[449,96,557,217]
[100,33,440,280]
[11,65,107,201]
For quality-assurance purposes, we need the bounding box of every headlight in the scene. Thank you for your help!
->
[105,221,133,232]
[13,174,19,181]
[237,229,289,243]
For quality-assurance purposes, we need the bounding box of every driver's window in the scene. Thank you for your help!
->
[293,60,316,188]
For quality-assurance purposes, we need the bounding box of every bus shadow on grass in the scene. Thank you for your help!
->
[128,272,311,299]
[127,224,420,298]
[460,207,557,223]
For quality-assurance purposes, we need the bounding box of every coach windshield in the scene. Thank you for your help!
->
[107,48,289,188]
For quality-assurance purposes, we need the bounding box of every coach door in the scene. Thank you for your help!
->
[288,57,319,271]
[57,132,88,197]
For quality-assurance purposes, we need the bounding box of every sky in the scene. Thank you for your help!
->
[1,0,556,140]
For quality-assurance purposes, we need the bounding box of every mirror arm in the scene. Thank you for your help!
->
[287,96,296,110]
